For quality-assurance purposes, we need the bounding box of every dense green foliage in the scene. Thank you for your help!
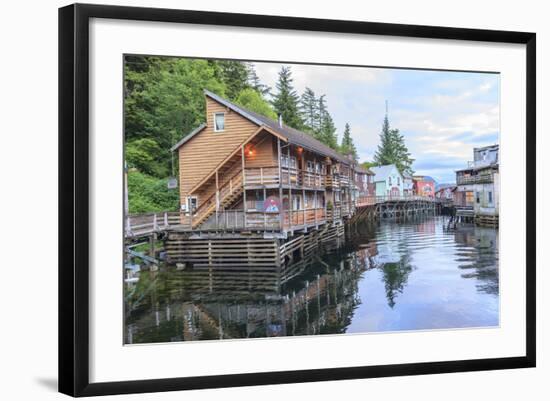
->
[361,161,377,169]
[127,170,180,213]
[235,88,278,120]
[125,55,416,214]
[125,57,275,178]
[124,56,275,212]
[339,123,358,161]
[373,115,414,175]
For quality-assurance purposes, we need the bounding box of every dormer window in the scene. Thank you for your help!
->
[214,112,225,132]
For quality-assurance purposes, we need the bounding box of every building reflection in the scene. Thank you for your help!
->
[125,217,499,344]
[125,242,378,344]
[452,224,499,295]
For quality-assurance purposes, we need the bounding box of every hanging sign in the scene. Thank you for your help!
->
[167,177,178,189]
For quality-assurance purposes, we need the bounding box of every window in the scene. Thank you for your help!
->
[254,190,265,211]
[397,177,400,185]
[290,156,297,169]
[214,112,225,131]
[315,162,321,174]
[476,191,480,203]
[488,191,493,204]
[184,196,198,213]
[307,161,314,172]
[388,176,392,185]
[281,154,289,168]
[293,195,302,211]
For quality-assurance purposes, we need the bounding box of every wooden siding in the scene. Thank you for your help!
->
[244,133,277,168]
[178,96,259,199]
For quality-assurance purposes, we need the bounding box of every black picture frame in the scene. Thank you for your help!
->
[59,3,536,397]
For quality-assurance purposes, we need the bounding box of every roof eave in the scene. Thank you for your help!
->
[204,89,264,126]
[170,123,207,152]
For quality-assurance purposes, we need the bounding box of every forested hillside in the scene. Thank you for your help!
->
[124,56,358,213]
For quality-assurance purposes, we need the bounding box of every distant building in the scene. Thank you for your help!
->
[455,144,499,225]
[403,172,414,196]
[413,175,435,197]
[370,164,404,197]
[435,185,455,200]
[353,165,375,197]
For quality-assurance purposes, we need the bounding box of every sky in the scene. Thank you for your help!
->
[252,62,500,184]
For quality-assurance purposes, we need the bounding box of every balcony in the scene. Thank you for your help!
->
[182,208,327,232]
[457,173,494,185]
[245,166,326,190]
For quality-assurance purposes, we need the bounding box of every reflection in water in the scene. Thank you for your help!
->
[125,216,499,343]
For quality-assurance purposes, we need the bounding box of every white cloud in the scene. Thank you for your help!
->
[250,61,499,183]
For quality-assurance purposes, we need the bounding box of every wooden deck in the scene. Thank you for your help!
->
[125,211,180,239]
[244,166,352,190]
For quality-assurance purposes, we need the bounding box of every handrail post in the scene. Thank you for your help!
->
[153,213,158,231]
[164,212,168,227]
[126,215,132,236]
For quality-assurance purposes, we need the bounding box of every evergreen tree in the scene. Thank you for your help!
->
[373,115,414,175]
[300,87,318,132]
[321,113,338,149]
[340,123,358,161]
[247,64,271,96]
[215,60,251,100]
[315,95,338,149]
[125,56,227,178]
[271,66,304,129]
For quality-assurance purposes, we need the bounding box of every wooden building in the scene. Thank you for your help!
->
[455,145,499,226]
[435,185,455,200]
[170,90,363,237]
[353,165,375,197]
[403,173,414,196]
[413,175,435,197]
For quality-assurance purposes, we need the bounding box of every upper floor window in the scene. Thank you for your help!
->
[281,154,289,168]
[397,177,400,185]
[290,156,297,169]
[214,112,225,132]
[307,161,314,172]
[388,176,392,185]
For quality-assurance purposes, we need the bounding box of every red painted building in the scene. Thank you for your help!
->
[413,176,435,197]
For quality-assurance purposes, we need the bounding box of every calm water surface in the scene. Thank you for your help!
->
[124,216,499,343]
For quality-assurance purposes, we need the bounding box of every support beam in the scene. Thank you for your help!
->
[242,146,247,227]
[215,170,219,228]
[277,138,284,231]
[288,145,292,230]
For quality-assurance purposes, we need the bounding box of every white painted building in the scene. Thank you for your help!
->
[370,164,404,198]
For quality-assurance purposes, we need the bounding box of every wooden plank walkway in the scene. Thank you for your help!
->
[125,211,180,239]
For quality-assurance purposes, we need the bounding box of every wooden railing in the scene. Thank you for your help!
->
[283,208,326,229]
[244,166,280,186]
[125,211,180,238]
[190,208,327,232]
[301,170,325,188]
[457,174,494,185]
[355,195,436,207]
[189,210,281,231]
[280,166,299,186]
[191,169,243,226]
[245,166,326,189]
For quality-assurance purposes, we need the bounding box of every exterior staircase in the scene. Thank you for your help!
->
[191,170,243,228]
